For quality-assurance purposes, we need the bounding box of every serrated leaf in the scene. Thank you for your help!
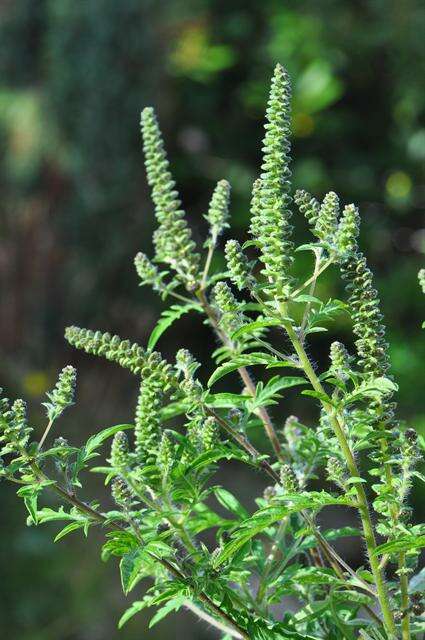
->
[148,596,186,628]
[231,319,281,340]
[214,487,249,519]
[147,304,200,350]
[208,353,277,387]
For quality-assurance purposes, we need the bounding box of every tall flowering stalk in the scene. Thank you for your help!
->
[1,65,423,640]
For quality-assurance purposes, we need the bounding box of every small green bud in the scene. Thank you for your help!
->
[201,417,218,451]
[158,432,173,473]
[110,431,129,470]
[44,366,76,422]
[249,178,263,239]
[326,456,346,489]
[283,415,300,449]
[225,239,253,291]
[205,180,230,246]
[175,349,199,379]
[337,203,360,256]
[111,477,132,507]
[213,281,245,334]
[134,379,162,464]
[280,464,299,493]
[329,341,351,380]
[134,252,163,291]
[180,377,204,407]
[315,191,339,243]
[294,189,320,226]
[418,268,425,294]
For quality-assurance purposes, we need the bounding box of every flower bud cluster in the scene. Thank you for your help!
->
[280,463,299,493]
[294,189,320,226]
[250,64,293,297]
[158,432,173,474]
[205,180,230,247]
[225,239,254,291]
[315,191,339,243]
[341,253,390,377]
[329,341,351,380]
[336,204,360,256]
[110,431,129,470]
[44,366,77,422]
[134,378,163,464]
[1,396,32,450]
[213,281,245,335]
[134,252,164,292]
[141,107,200,290]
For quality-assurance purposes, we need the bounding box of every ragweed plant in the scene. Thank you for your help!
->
[1,64,424,640]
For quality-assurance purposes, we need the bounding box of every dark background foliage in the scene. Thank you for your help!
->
[0,1,424,638]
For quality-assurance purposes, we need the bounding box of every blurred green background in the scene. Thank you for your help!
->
[0,1,424,638]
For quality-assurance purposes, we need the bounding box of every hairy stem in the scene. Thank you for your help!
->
[283,320,396,636]
[184,601,243,639]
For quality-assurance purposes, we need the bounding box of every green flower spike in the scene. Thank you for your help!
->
[225,239,253,291]
[205,179,231,248]
[254,64,294,296]
[110,431,129,470]
[44,366,77,422]
[134,378,162,464]
[294,189,320,227]
[329,341,351,380]
[280,464,299,493]
[341,253,390,377]
[140,107,200,289]
[337,203,360,257]
[315,191,339,243]
[201,417,218,451]
[158,432,173,474]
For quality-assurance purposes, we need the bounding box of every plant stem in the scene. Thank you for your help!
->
[399,551,410,640]
[38,419,54,450]
[282,320,397,637]
[291,257,334,298]
[201,241,216,290]
[184,601,243,639]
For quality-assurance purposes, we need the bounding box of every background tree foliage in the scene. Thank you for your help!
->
[0,1,423,638]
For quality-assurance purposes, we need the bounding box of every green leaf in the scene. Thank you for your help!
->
[374,535,425,556]
[118,601,147,628]
[148,304,200,350]
[248,376,307,411]
[208,353,277,387]
[148,596,186,628]
[231,319,281,340]
[54,521,86,542]
[214,487,249,519]
[120,548,148,595]
[84,424,134,457]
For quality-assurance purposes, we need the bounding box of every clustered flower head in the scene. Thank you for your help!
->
[341,253,390,377]
[212,281,245,334]
[279,463,299,493]
[225,239,253,291]
[329,341,351,380]
[315,191,339,243]
[0,396,32,450]
[140,107,200,290]
[110,431,129,470]
[336,204,360,257]
[43,366,77,422]
[294,189,320,227]
[250,63,294,297]
[134,252,163,292]
[205,179,231,247]
[134,378,163,464]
